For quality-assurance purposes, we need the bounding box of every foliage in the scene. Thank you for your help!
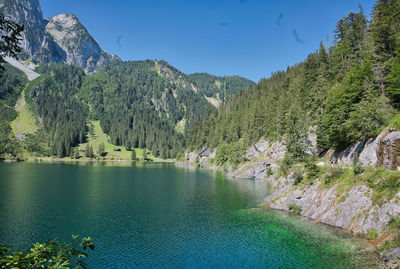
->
[278,154,296,176]
[367,229,379,240]
[98,142,106,157]
[214,141,246,167]
[293,168,304,185]
[304,156,320,182]
[187,73,254,104]
[131,149,136,161]
[0,64,27,157]
[381,216,400,250]
[353,153,365,175]
[0,235,94,268]
[288,204,302,215]
[0,14,24,74]
[25,64,87,158]
[322,166,344,186]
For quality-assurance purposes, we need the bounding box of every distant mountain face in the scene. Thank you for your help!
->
[0,0,119,72]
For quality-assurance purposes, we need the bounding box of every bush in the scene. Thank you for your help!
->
[353,153,364,175]
[288,204,302,215]
[323,167,344,185]
[267,167,273,177]
[214,141,246,167]
[279,154,295,176]
[304,156,320,181]
[389,216,400,231]
[293,168,304,185]
[176,152,184,161]
[367,229,379,240]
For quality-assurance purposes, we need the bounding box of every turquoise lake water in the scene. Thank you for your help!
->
[0,162,380,268]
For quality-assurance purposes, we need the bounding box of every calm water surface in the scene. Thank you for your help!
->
[0,162,380,268]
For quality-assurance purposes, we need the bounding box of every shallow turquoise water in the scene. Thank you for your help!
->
[0,162,379,268]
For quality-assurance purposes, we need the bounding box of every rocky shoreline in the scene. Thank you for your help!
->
[180,128,400,268]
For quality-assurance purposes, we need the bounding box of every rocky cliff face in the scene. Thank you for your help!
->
[327,129,400,170]
[264,174,400,235]
[0,0,45,57]
[0,0,119,72]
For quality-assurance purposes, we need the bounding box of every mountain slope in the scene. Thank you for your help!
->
[0,0,119,71]
[0,60,252,159]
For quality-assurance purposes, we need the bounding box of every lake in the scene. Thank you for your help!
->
[0,162,380,268]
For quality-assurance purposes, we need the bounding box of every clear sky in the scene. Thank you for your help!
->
[39,0,376,82]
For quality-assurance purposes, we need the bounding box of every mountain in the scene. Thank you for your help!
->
[22,60,253,158]
[0,59,254,159]
[0,0,254,159]
[0,0,118,72]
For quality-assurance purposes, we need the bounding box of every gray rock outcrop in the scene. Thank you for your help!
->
[265,175,400,235]
[381,247,400,268]
[226,161,277,180]
[328,129,400,171]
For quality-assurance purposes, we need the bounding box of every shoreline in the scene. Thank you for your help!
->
[1,156,175,164]
[176,159,400,267]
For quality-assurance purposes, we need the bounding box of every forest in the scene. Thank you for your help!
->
[0,59,253,159]
[186,0,400,165]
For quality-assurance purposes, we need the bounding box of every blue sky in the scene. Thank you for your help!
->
[39,0,375,82]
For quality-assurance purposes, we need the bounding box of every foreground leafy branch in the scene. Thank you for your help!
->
[0,235,94,269]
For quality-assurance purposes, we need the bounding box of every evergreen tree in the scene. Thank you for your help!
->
[125,141,132,151]
[89,146,94,159]
[74,148,80,159]
[85,144,90,158]
[98,142,105,157]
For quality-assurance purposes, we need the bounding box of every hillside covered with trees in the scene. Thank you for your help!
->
[187,0,400,165]
[0,59,253,159]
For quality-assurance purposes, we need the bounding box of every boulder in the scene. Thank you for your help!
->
[381,247,400,269]
[245,140,269,159]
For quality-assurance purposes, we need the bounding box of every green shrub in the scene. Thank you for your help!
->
[293,168,304,185]
[214,141,246,167]
[323,167,344,186]
[389,112,400,130]
[389,216,400,231]
[279,154,295,176]
[176,152,184,161]
[288,204,302,215]
[304,156,320,181]
[353,153,364,175]
[367,229,379,240]
[267,167,273,177]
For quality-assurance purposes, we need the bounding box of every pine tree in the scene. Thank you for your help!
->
[89,146,94,159]
[98,142,105,157]
[125,141,132,151]
[74,148,80,159]
[85,144,90,158]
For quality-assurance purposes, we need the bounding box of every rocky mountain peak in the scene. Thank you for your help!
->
[0,0,119,72]
[44,13,118,72]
